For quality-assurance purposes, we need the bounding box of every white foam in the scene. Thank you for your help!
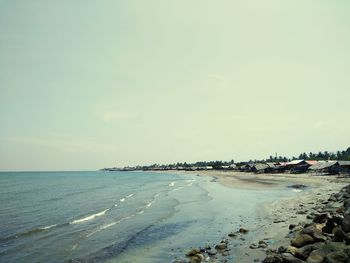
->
[39,224,57,230]
[71,243,79,250]
[292,189,302,193]
[173,187,184,192]
[120,198,126,202]
[70,209,109,224]
[86,214,136,237]
[126,193,134,198]
[169,181,175,187]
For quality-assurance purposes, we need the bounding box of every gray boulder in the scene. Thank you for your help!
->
[291,234,315,248]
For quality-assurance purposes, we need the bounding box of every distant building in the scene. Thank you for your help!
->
[309,161,338,175]
[251,163,270,173]
[286,160,310,173]
[338,161,350,176]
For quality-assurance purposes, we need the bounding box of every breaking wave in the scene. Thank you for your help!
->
[70,209,109,224]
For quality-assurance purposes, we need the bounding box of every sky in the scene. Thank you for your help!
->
[1,1,350,171]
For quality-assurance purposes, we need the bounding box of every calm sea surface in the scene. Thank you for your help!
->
[0,171,297,262]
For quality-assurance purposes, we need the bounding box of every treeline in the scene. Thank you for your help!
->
[144,160,235,170]
[148,147,350,168]
[266,147,350,162]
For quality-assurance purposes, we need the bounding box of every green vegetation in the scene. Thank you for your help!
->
[157,147,350,168]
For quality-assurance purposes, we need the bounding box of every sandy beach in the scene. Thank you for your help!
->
[167,170,350,262]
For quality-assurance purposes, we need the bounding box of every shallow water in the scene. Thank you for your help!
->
[0,171,300,262]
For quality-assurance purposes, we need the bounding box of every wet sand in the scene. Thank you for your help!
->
[164,170,350,262]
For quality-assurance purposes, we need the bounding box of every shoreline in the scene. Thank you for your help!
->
[165,170,350,262]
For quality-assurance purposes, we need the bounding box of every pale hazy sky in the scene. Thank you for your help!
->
[1,1,350,171]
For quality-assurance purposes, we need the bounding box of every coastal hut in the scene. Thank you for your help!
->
[338,161,350,176]
[270,162,288,173]
[239,163,255,172]
[305,160,318,166]
[309,161,339,175]
[229,164,237,170]
[251,163,270,173]
[265,162,278,173]
[286,160,310,174]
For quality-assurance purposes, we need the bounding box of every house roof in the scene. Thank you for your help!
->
[309,161,338,170]
[266,162,276,168]
[254,163,269,170]
[287,160,305,165]
[306,160,318,166]
[338,161,350,166]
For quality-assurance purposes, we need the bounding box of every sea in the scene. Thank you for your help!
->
[0,171,300,263]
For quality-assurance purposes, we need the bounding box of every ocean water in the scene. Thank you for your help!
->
[0,171,297,263]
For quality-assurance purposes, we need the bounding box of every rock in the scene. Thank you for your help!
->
[313,213,329,224]
[297,211,307,215]
[228,232,237,238]
[288,184,307,189]
[322,219,336,234]
[262,255,283,263]
[215,243,227,250]
[307,241,349,263]
[249,243,258,249]
[239,227,249,234]
[344,199,350,209]
[341,215,350,233]
[186,248,200,257]
[274,219,285,223]
[222,251,230,256]
[328,196,337,202]
[289,224,297,230]
[324,251,349,263]
[295,243,323,260]
[259,243,268,248]
[332,215,344,225]
[207,250,216,256]
[280,253,304,263]
[204,244,211,250]
[189,254,204,263]
[258,240,268,248]
[307,250,324,263]
[302,225,327,241]
[332,227,347,242]
[286,246,299,256]
[291,234,315,248]
[277,246,287,253]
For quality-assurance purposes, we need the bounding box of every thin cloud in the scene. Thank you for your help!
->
[5,136,116,153]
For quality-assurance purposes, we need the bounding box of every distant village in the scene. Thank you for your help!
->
[102,147,350,176]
